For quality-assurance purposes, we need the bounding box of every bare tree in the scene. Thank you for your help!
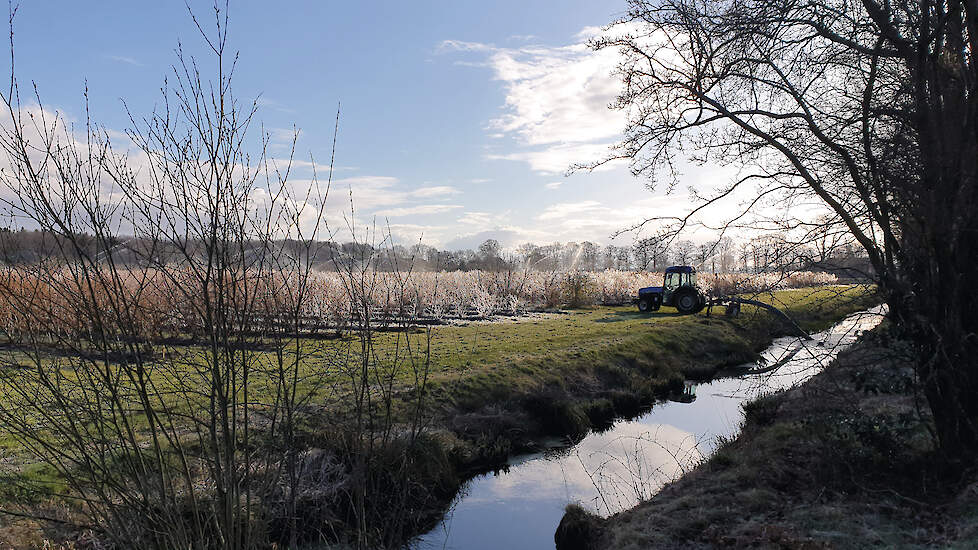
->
[697,243,712,270]
[717,236,736,272]
[672,239,695,266]
[587,0,978,458]
[476,238,505,271]
[633,238,653,270]
[0,5,345,546]
[579,241,600,271]
[0,5,436,548]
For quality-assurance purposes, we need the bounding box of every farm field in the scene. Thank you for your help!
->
[0,283,878,454]
[354,284,879,420]
[0,267,841,338]
[0,284,879,547]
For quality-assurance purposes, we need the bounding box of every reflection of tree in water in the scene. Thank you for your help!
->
[573,425,706,516]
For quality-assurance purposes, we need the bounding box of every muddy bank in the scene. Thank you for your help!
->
[559,324,978,549]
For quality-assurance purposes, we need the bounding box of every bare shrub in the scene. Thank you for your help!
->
[0,7,432,549]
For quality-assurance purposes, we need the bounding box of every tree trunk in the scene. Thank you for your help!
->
[894,237,978,461]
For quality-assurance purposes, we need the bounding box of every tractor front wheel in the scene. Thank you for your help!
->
[638,298,653,312]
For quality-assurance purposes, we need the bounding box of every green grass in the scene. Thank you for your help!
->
[385,285,879,419]
[1,285,878,431]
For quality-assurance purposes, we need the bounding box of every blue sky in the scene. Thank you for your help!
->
[8,1,731,250]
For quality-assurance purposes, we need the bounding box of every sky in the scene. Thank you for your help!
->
[6,1,737,250]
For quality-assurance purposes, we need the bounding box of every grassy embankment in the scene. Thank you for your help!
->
[559,322,978,549]
[402,286,880,463]
[0,285,880,546]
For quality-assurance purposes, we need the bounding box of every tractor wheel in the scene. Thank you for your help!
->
[674,290,698,314]
[638,298,652,312]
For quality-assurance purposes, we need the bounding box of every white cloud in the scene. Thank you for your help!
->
[441,27,634,174]
[309,175,400,212]
[545,181,563,190]
[267,127,299,149]
[256,97,296,114]
[537,200,604,221]
[486,46,623,147]
[443,227,552,250]
[409,185,460,198]
[383,223,449,245]
[526,194,705,244]
[327,179,464,215]
[486,142,621,175]
[276,158,358,173]
[105,54,143,67]
[437,40,496,54]
[374,204,463,217]
[457,211,494,226]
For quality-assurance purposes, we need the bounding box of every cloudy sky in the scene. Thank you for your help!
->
[8,1,733,250]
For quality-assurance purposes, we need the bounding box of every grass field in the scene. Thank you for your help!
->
[365,285,881,421]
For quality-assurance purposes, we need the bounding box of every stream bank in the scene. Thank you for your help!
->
[422,287,881,469]
[561,311,978,549]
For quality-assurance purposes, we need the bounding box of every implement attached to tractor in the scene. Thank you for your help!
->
[633,265,812,339]
[634,265,707,314]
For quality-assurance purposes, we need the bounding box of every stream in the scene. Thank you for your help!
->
[413,306,885,550]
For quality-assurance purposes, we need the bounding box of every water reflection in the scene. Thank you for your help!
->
[414,307,884,550]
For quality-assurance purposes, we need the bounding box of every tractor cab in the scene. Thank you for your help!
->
[662,266,697,305]
[636,265,706,314]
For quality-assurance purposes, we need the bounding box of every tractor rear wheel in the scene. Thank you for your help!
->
[674,290,698,314]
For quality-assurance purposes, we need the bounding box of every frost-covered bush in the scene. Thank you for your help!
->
[0,267,842,335]
[471,288,497,318]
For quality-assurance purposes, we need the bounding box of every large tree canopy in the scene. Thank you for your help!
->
[596,0,977,458]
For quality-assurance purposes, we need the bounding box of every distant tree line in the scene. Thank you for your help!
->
[0,227,871,276]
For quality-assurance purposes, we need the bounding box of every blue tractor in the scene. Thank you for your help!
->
[635,265,707,314]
